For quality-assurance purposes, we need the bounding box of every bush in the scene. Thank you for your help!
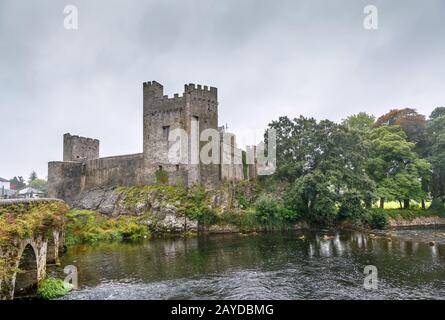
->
[37,278,72,300]
[255,195,299,224]
[255,196,281,224]
[365,209,388,229]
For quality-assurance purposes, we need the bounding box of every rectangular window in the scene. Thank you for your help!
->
[162,126,170,140]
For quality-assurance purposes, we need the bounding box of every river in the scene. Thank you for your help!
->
[56,228,445,300]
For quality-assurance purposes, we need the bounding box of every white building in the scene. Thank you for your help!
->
[0,177,15,199]
[0,177,10,190]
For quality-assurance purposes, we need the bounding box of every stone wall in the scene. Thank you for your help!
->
[84,153,146,189]
[388,216,445,228]
[48,161,84,203]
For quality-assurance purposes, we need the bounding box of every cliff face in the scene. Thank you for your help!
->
[71,183,258,233]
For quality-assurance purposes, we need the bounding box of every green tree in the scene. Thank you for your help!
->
[268,116,375,225]
[366,125,428,209]
[342,112,375,132]
[374,108,428,155]
[28,178,48,193]
[29,171,38,182]
[427,107,445,208]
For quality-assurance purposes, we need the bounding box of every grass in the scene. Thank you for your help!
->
[375,200,431,210]
[385,208,445,220]
[64,210,150,246]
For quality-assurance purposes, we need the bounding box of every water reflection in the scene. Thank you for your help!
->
[57,228,445,300]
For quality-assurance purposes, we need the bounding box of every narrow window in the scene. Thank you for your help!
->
[176,165,180,171]
[159,165,163,171]
[162,126,170,140]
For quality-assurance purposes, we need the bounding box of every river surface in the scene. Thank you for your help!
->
[56,228,445,300]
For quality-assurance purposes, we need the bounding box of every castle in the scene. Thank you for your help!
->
[48,81,256,203]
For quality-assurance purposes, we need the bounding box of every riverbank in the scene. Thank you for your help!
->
[63,184,445,245]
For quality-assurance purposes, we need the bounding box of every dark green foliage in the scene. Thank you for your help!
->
[427,108,445,204]
[37,278,72,300]
[255,195,299,224]
[270,116,375,225]
[366,125,429,208]
[365,209,388,229]
[338,192,368,224]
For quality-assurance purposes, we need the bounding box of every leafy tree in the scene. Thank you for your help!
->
[29,171,38,182]
[268,116,375,225]
[28,178,48,193]
[374,108,427,155]
[366,125,428,208]
[342,112,375,132]
[427,107,445,208]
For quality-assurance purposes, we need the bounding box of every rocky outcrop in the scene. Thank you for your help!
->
[72,187,198,233]
[389,216,445,228]
[71,183,259,234]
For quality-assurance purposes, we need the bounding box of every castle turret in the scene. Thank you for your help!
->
[63,133,99,162]
[143,81,164,100]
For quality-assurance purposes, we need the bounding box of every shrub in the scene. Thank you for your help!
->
[37,278,72,300]
[365,209,388,229]
[255,196,281,224]
[254,196,299,224]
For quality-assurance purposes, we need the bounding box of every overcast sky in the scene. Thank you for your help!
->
[1,0,444,181]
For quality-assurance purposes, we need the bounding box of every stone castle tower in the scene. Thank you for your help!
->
[48,81,247,203]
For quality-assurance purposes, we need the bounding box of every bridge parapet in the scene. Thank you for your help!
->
[0,198,64,207]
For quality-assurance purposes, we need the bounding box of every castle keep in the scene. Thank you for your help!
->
[48,81,251,203]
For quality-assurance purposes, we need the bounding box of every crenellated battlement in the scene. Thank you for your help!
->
[184,83,217,102]
[143,80,164,99]
[64,133,99,144]
[143,80,163,89]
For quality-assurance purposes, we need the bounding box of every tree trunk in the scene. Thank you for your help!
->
[421,199,426,210]
[365,199,372,209]
[398,200,402,209]
[403,199,410,209]
[379,198,385,209]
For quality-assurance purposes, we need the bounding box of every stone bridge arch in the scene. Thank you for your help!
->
[0,199,67,300]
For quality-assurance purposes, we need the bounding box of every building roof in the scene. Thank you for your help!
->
[0,188,16,196]
[18,187,44,195]
[0,177,9,183]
